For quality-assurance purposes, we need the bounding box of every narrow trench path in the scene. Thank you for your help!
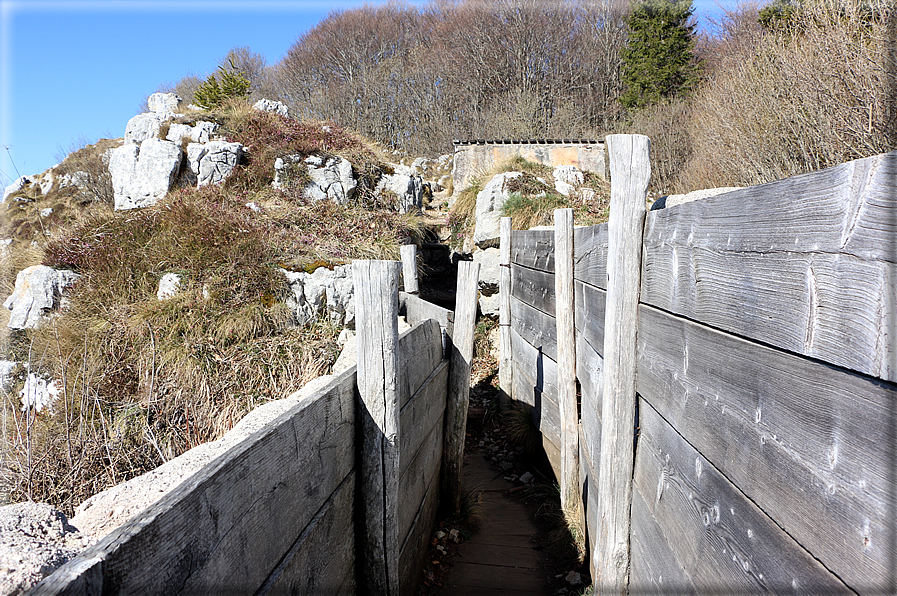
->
[436,448,549,595]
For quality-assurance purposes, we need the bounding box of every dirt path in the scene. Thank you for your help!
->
[436,449,549,595]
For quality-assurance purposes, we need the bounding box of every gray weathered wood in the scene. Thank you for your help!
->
[580,427,600,584]
[574,280,606,356]
[633,399,853,594]
[513,358,562,447]
[510,327,559,402]
[400,244,419,295]
[576,332,602,480]
[641,151,897,382]
[399,292,454,359]
[399,414,444,545]
[511,262,556,315]
[629,489,697,596]
[353,259,401,595]
[510,228,555,272]
[554,208,579,518]
[399,470,441,596]
[398,319,444,409]
[636,302,897,592]
[499,217,513,410]
[595,133,650,593]
[33,370,358,595]
[399,360,448,464]
[572,223,609,289]
[510,295,558,362]
[442,260,480,514]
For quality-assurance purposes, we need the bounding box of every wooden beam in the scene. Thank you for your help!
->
[499,216,513,410]
[595,134,650,594]
[442,260,480,514]
[554,208,579,520]
[353,259,401,595]
[400,245,419,295]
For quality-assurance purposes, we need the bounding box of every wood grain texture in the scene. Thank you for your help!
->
[511,262,556,315]
[259,472,356,595]
[636,303,897,592]
[629,488,697,596]
[580,428,599,584]
[641,151,897,382]
[555,208,580,516]
[500,217,513,410]
[510,295,558,362]
[573,223,609,289]
[399,361,448,466]
[633,400,853,594]
[595,134,650,593]
[399,291,453,353]
[398,319,444,409]
[510,228,555,272]
[511,327,559,402]
[33,370,358,596]
[399,470,440,596]
[399,412,444,545]
[443,260,480,514]
[353,259,401,595]
[512,359,561,447]
[576,333,602,478]
[401,244,419,295]
[574,280,606,357]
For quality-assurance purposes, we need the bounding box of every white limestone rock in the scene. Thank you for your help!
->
[166,121,219,145]
[473,171,521,248]
[0,361,17,392]
[2,175,33,203]
[110,139,182,210]
[124,113,163,145]
[656,186,743,210]
[473,248,501,316]
[4,265,80,329]
[553,165,584,188]
[19,373,61,413]
[147,92,182,117]
[252,99,288,117]
[157,273,182,300]
[187,141,243,187]
[281,264,355,327]
[375,172,424,213]
[303,155,357,204]
[0,502,89,596]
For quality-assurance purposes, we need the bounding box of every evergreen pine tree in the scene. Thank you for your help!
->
[620,0,700,110]
[193,58,251,110]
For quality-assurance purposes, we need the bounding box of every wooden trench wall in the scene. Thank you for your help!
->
[33,261,468,596]
[501,137,896,594]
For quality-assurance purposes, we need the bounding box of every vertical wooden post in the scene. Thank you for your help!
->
[595,134,650,594]
[498,216,513,411]
[554,208,579,519]
[353,259,401,595]
[442,260,480,514]
[400,244,419,295]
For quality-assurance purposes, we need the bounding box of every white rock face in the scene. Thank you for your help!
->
[658,186,743,210]
[157,273,182,300]
[0,502,89,596]
[473,171,521,247]
[186,141,243,187]
[124,113,163,145]
[4,265,80,329]
[2,175,33,203]
[110,139,183,210]
[553,165,584,188]
[252,99,289,116]
[473,248,501,316]
[19,373,61,413]
[376,173,424,213]
[303,155,357,204]
[0,361,17,392]
[147,92,182,117]
[281,264,355,326]
[166,121,218,145]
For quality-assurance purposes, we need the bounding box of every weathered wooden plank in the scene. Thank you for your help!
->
[629,488,697,596]
[511,262,556,315]
[399,360,448,464]
[399,291,453,332]
[399,470,440,596]
[555,208,580,518]
[595,134,650,593]
[580,427,599,584]
[499,217,513,411]
[398,318,444,409]
[573,280,606,357]
[443,260,479,515]
[634,399,853,594]
[573,223,609,289]
[510,295,557,362]
[543,433,562,482]
[511,359,537,407]
[354,259,401,594]
[259,471,356,595]
[510,228,555,272]
[399,412,443,545]
[636,302,897,592]
[400,244,419,295]
[576,333,602,475]
[641,151,897,382]
[511,327,559,401]
[511,357,561,447]
[33,370,357,595]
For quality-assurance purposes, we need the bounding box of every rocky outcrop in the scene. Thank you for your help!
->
[473,171,521,248]
[273,154,357,204]
[473,248,501,316]
[166,121,219,145]
[553,165,584,196]
[4,265,79,329]
[281,264,355,327]
[0,502,89,596]
[157,273,182,300]
[186,141,243,187]
[147,92,182,117]
[252,99,288,117]
[375,172,424,213]
[109,139,183,210]
[2,176,33,203]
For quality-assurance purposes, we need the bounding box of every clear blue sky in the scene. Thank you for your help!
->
[0,0,742,188]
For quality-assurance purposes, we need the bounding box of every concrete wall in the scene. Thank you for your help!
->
[452,140,605,193]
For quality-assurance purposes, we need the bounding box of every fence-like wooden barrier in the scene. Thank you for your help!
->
[502,137,896,594]
[31,259,479,596]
